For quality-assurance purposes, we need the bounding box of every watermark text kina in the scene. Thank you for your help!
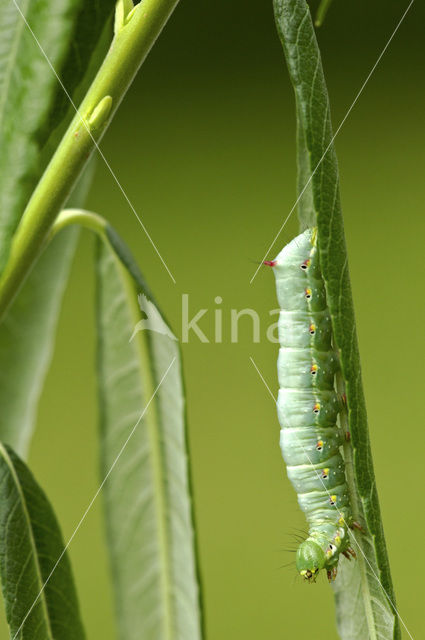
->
[130,293,281,344]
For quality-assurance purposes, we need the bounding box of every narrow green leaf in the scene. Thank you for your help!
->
[0,162,98,457]
[0,226,77,457]
[274,2,400,639]
[0,0,116,272]
[0,0,115,455]
[0,443,85,639]
[95,227,203,640]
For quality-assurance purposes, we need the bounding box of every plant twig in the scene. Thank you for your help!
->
[0,0,179,320]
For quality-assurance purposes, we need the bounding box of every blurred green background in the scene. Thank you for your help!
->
[4,0,424,638]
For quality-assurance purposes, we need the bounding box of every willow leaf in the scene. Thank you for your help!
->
[0,0,115,456]
[96,226,203,640]
[274,2,399,639]
[0,0,115,272]
[0,443,85,639]
[0,225,78,457]
[0,160,100,457]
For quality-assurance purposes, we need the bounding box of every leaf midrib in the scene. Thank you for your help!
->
[336,374,378,640]
[0,0,31,128]
[0,443,54,639]
[112,247,175,640]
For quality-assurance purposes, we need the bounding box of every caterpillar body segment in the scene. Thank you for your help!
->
[268,228,353,582]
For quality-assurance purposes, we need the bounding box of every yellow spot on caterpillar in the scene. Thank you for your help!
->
[334,536,341,545]
[330,495,337,506]
[309,323,316,335]
[326,543,337,558]
[311,363,318,376]
[321,468,329,478]
[316,440,323,451]
[313,403,320,414]
[305,287,312,300]
[300,258,311,271]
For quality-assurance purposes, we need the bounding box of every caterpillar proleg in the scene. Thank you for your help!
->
[267,228,355,582]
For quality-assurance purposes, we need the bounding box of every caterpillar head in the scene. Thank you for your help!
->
[296,541,326,582]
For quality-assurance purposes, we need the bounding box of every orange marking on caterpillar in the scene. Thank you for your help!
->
[300,258,311,271]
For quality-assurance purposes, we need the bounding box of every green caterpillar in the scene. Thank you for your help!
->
[266,228,356,582]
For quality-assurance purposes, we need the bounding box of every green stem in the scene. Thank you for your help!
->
[0,0,179,320]
[50,209,107,239]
